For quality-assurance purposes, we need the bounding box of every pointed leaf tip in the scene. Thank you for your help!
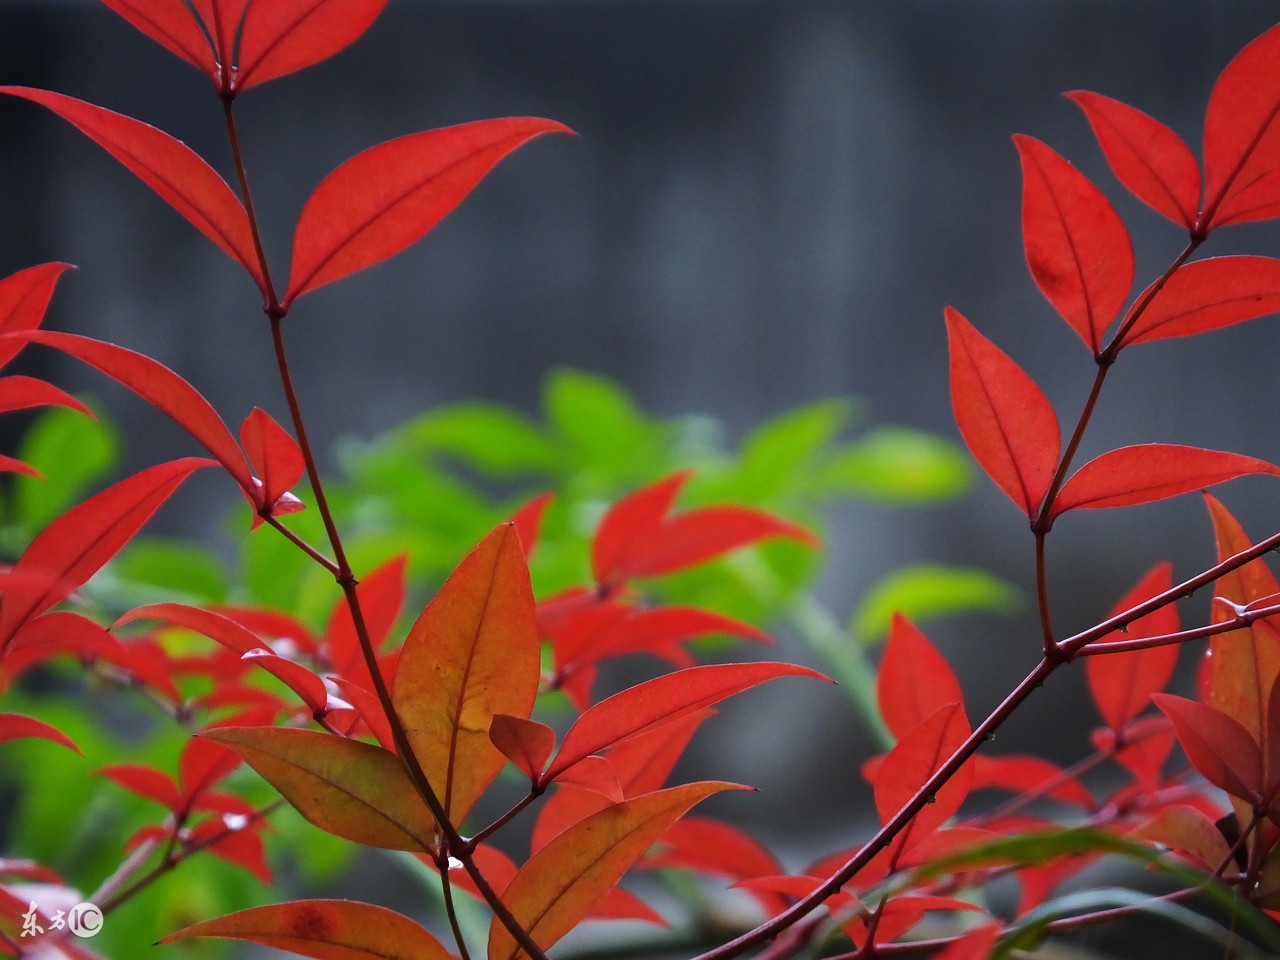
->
[944,306,1060,517]
[1014,133,1134,352]
[284,116,574,306]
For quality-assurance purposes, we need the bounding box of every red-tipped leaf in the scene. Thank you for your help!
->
[945,306,1061,517]
[546,662,829,782]
[284,117,573,305]
[1066,90,1201,229]
[1051,444,1280,516]
[236,0,389,91]
[0,458,213,652]
[1014,134,1134,352]
[0,88,264,292]
[1202,22,1280,230]
[160,899,453,960]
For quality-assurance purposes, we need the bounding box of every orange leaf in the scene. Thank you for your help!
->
[160,899,453,960]
[489,714,555,781]
[1134,805,1233,872]
[1051,444,1280,516]
[1202,494,1280,747]
[945,306,1060,518]
[0,88,264,293]
[487,782,745,960]
[203,727,437,851]
[393,524,541,823]
[284,118,573,305]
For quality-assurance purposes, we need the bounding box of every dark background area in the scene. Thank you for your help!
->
[4,2,1280,955]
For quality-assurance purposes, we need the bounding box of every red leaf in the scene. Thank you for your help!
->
[189,0,248,77]
[0,458,213,653]
[510,491,553,557]
[970,755,1093,809]
[329,677,396,750]
[448,843,518,900]
[1051,444,1280,516]
[1085,562,1180,731]
[0,262,72,368]
[236,0,389,91]
[98,763,183,811]
[944,306,1060,517]
[0,88,265,293]
[0,713,80,753]
[554,755,624,803]
[324,554,406,679]
[283,117,574,306]
[531,710,714,852]
[877,614,963,741]
[160,899,453,960]
[929,921,1003,960]
[0,454,40,479]
[97,1,216,80]
[643,816,783,882]
[1066,91,1201,230]
[1154,693,1262,801]
[240,407,306,526]
[115,602,267,656]
[489,714,556,781]
[0,376,92,418]
[545,662,830,782]
[179,735,242,800]
[21,331,255,496]
[1202,23,1280,230]
[591,471,819,585]
[194,816,272,884]
[586,888,665,926]
[1133,805,1233,873]
[241,649,332,715]
[1014,134,1134,352]
[1121,256,1280,346]
[874,703,972,840]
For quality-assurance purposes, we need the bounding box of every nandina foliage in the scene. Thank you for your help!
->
[8,6,1280,960]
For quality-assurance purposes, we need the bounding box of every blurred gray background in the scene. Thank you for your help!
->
[4,1,1280,954]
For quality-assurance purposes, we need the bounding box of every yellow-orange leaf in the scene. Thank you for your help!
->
[487,782,745,960]
[393,523,540,824]
[160,898,454,960]
[204,727,436,851]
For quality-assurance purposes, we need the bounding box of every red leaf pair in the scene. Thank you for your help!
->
[592,471,820,588]
[100,0,388,95]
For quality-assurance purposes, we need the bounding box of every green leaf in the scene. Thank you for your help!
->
[816,427,970,502]
[731,399,854,499]
[109,537,229,604]
[399,401,557,476]
[13,403,118,533]
[852,564,1020,643]
[544,369,666,485]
